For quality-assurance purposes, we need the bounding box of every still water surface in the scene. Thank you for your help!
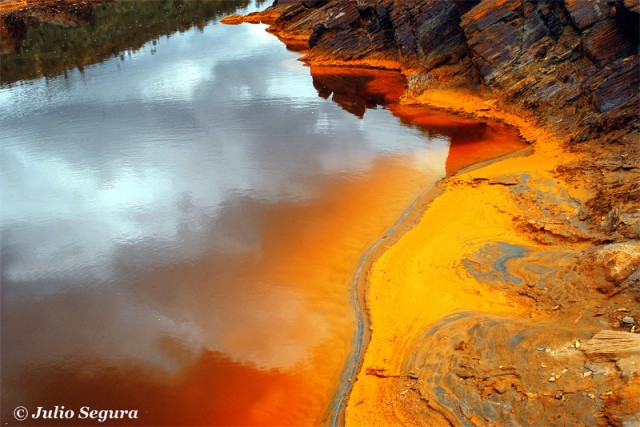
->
[0,2,526,425]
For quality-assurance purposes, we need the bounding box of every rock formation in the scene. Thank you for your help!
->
[263,0,638,244]
[256,0,639,425]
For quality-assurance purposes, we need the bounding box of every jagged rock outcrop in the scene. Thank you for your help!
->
[258,1,640,425]
[264,0,639,249]
[268,0,483,85]
[266,0,638,137]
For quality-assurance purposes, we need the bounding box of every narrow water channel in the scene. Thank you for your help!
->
[0,1,527,425]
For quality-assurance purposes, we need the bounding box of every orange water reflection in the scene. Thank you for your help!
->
[10,352,306,426]
[1,66,527,426]
[3,153,442,426]
[389,104,527,174]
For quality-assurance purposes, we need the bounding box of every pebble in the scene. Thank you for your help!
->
[622,316,635,324]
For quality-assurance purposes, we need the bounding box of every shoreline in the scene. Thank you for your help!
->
[3,0,635,424]
[246,2,639,423]
[325,130,537,426]
[344,89,585,424]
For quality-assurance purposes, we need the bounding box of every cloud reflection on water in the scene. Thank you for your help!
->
[1,18,447,384]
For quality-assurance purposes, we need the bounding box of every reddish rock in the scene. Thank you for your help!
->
[460,0,521,82]
[623,0,640,14]
[403,0,476,77]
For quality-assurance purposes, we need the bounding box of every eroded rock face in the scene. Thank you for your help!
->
[404,314,606,426]
[397,313,640,426]
[263,0,639,267]
[459,0,638,143]
[267,0,480,84]
[264,0,638,140]
[259,1,640,425]
[576,242,640,294]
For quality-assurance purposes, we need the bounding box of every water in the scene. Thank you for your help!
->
[0,2,526,425]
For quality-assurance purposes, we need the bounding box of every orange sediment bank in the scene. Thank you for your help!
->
[228,5,639,424]
[345,88,597,425]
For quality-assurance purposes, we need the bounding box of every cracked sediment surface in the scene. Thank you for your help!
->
[254,0,640,424]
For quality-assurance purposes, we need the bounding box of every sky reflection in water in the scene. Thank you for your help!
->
[0,14,455,425]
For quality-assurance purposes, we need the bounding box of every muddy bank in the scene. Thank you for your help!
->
[245,0,640,425]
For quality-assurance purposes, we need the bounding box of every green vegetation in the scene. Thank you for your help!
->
[1,0,268,86]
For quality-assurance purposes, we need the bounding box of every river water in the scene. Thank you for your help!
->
[0,1,526,425]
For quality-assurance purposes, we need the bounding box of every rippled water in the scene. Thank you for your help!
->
[0,2,526,425]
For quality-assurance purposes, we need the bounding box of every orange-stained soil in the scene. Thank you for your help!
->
[0,0,28,12]
[0,0,110,54]
[0,0,105,13]
[345,88,640,426]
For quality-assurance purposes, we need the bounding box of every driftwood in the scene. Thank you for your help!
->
[581,330,640,361]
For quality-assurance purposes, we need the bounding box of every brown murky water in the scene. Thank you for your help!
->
[0,2,526,425]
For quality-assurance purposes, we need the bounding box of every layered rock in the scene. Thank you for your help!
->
[255,0,640,425]
[264,0,638,137]
[261,0,639,258]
